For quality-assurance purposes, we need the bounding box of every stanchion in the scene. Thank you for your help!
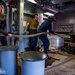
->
[20,51,47,75]
[0,46,18,75]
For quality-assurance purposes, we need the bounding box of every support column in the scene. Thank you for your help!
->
[38,13,44,25]
[7,7,12,45]
[9,7,12,32]
[17,0,24,34]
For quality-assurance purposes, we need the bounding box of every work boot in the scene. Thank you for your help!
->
[46,54,52,60]
[43,51,51,60]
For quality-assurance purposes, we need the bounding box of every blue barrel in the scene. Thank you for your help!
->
[0,51,1,67]
[20,51,47,75]
[0,46,18,75]
[0,68,6,74]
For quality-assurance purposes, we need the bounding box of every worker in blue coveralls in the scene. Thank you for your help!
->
[38,16,57,59]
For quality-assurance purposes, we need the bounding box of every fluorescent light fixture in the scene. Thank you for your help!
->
[27,0,37,4]
[44,12,54,16]
[21,2,24,6]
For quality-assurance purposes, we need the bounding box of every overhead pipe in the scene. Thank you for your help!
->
[45,8,58,13]
[36,0,75,14]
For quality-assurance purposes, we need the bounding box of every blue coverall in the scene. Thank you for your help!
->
[0,29,8,36]
[0,20,8,46]
[38,19,54,54]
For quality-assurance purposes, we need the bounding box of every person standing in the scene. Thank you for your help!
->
[38,16,57,59]
[11,11,19,45]
[0,12,12,46]
[24,14,39,50]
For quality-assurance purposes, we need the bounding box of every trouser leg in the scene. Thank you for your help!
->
[39,34,49,53]
[29,36,37,50]
[0,36,7,46]
[29,30,37,50]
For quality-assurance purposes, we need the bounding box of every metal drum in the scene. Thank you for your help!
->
[0,46,18,75]
[20,51,47,75]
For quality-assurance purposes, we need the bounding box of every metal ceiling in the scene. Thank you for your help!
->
[2,0,75,4]
[2,0,7,2]
[51,0,74,4]
[35,0,75,13]
[1,0,75,13]
[35,0,75,4]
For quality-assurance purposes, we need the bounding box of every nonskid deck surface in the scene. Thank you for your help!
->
[45,51,75,75]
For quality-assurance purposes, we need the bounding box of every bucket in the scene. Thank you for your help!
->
[20,51,47,75]
[0,46,18,75]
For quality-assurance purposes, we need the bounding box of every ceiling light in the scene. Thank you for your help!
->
[44,12,54,16]
[27,0,37,4]
[21,2,24,6]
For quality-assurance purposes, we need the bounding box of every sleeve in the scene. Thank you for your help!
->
[1,19,6,30]
[0,29,8,36]
[27,19,31,24]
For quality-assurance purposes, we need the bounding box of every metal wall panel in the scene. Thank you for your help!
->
[56,13,75,33]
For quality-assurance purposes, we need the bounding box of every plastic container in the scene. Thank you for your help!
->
[20,51,47,75]
[0,46,18,75]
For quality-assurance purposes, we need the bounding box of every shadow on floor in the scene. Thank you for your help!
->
[45,58,58,68]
